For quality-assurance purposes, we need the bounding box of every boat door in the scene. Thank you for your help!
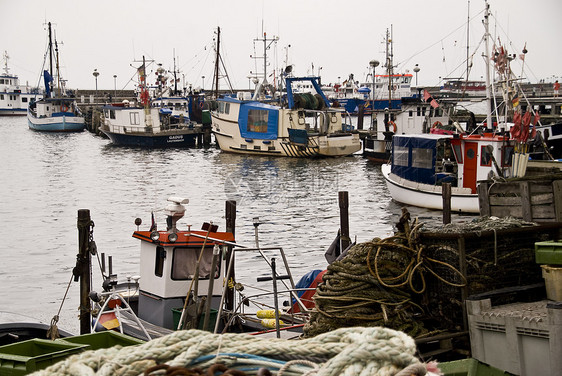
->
[463,142,478,193]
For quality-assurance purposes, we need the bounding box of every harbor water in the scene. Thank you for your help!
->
[0,116,464,334]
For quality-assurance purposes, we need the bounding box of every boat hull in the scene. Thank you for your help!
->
[0,108,27,116]
[27,112,85,132]
[101,129,198,148]
[381,163,479,213]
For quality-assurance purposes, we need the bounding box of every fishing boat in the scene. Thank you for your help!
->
[99,58,204,148]
[381,132,513,213]
[27,22,85,132]
[85,198,311,341]
[0,51,41,116]
[362,27,454,163]
[211,32,361,158]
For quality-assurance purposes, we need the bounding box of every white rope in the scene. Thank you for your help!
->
[30,327,428,376]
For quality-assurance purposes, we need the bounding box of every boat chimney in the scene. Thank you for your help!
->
[165,196,189,231]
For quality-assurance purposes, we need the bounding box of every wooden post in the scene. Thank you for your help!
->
[225,200,236,311]
[77,209,92,335]
[520,181,532,221]
[338,191,351,251]
[357,106,364,130]
[478,182,490,216]
[553,180,562,221]
[457,236,468,331]
[442,183,452,225]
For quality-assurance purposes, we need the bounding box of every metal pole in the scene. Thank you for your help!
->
[271,258,281,338]
[225,200,236,311]
[203,245,220,331]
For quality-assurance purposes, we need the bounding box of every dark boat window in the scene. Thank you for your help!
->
[110,110,116,119]
[480,145,492,166]
[225,102,230,114]
[502,145,514,167]
[155,246,165,277]
[452,144,463,163]
[171,247,218,280]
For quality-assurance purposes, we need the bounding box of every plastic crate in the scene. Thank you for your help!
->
[467,299,562,376]
[437,358,511,376]
[0,338,87,375]
[535,240,562,265]
[541,265,562,301]
[57,331,144,350]
[172,308,218,331]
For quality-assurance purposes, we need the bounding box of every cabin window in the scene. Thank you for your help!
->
[0,94,4,100]
[171,247,218,280]
[452,144,463,163]
[412,148,433,169]
[225,102,230,114]
[408,110,413,117]
[0,79,3,84]
[480,145,492,166]
[110,110,116,119]
[22,97,28,103]
[247,109,269,133]
[417,107,421,116]
[154,246,165,277]
[393,145,409,167]
[129,112,140,125]
[501,145,514,167]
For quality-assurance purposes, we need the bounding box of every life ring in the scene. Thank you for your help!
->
[389,121,397,133]
[432,121,443,129]
[60,104,69,112]
[199,101,204,109]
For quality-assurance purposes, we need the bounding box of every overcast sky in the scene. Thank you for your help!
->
[2,0,561,91]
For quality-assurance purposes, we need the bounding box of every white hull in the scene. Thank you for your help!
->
[213,119,361,157]
[381,163,479,213]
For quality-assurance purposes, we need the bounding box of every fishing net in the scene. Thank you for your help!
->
[304,213,551,338]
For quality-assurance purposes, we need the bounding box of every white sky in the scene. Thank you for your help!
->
[2,0,561,91]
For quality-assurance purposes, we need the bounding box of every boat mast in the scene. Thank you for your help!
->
[483,1,493,128]
[48,22,53,79]
[251,28,278,100]
[173,49,178,95]
[213,27,221,99]
[386,27,393,110]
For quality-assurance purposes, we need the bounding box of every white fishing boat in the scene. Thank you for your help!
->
[81,198,313,341]
[27,22,84,132]
[381,132,514,213]
[0,51,40,116]
[212,76,361,157]
[211,32,361,158]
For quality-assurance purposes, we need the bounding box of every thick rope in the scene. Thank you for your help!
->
[29,327,427,376]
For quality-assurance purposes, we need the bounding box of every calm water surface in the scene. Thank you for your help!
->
[0,116,457,333]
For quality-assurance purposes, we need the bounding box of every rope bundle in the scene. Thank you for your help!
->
[304,216,466,338]
[30,327,427,376]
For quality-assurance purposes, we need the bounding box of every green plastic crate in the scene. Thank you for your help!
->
[57,331,144,350]
[438,358,513,375]
[0,338,88,375]
[535,240,562,265]
[172,308,218,331]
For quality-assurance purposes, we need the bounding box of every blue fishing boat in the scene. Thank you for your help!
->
[27,22,84,132]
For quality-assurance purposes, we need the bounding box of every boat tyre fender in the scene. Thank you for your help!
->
[389,121,397,133]
[432,121,443,129]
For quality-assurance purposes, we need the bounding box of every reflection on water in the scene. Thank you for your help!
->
[0,116,462,334]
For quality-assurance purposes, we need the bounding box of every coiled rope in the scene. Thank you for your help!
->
[304,214,466,338]
[30,327,428,376]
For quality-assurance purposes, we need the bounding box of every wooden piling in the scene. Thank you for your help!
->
[442,183,452,224]
[338,191,351,251]
[77,209,92,335]
[225,200,236,311]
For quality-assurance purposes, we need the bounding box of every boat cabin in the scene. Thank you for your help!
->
[390,132,514,193]
[131,198,234,329]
